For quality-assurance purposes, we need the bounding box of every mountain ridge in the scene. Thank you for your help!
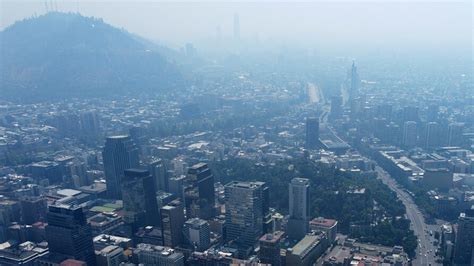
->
[0,12,184,101]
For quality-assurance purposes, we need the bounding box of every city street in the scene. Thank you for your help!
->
[375,167,441,266]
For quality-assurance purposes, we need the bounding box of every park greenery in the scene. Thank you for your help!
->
[211,157,418,257]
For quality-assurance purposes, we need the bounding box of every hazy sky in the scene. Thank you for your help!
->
[1,0,472,55]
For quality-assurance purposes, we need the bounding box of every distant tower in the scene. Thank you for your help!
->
[448,123,464,146]
[402,121,417,148]
[102,136,140,199]
[349,61,360,103]
[425,122,440,148]
[288,178,310,240]
[45,205,96,265]
[305,117,320,149]
[233,13,240,40]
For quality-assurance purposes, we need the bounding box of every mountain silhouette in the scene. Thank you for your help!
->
[0,12,183,101]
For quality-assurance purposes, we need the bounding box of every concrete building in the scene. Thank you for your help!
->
[402,121,417,148]
[288,177,310,240]
[161,200,185,248]
[422,168,453,191]
[259,231,284,266]
[224,181,267,256]
[95,245,124,266]
[183,218,211,251]
[135,243,184,266]
[305,117,320,149]
[184,163,215,220]
[45,205,96,265]
[310,217,338,243]
[453,208,474,265]
[286,234,326,266]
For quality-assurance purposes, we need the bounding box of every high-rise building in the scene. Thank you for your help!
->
[184,163,215,220]
[0,198,21,227]
[453,208,474,265]
[233,13,240,40]
[402,121,417,148]
[349,61,359,104]
[122,169,160,230]
[259,231,284,266]
[448,123,464,147]
[168,175,186,199]
[45,205,96,265]
[129,126,145,154]
[79,111,100,135]
[183,218,211,251]
[161,199,185,248]
[20,196,47,224]
[102,135,140,199]
[224,181,267,255]
[288,178,310,240]
[305,117,319,149]
[149,159,169,192]
[425,122,441,148]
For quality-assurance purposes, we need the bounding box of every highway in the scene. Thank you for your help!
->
[375,166,440,266]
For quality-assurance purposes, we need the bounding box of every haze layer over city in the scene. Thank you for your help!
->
[0,1,472,266]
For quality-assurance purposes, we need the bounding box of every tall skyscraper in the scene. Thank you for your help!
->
[224,181,267,255]
[288,178,310,240]
[349,61,359,103]
[183,218,211,251]
[233,13,240,40]
[448,122,464,147]
[161,199,185,248]
[122,169,160,230]
[184,163,215,220]
[305,117,319,149]
[149,158,169,192]
[45,205,95,265]
[79,110,100,135]
[102,135,140,199]
[453,208,474,265]
[425,122,441,148]
[402,121,417,148]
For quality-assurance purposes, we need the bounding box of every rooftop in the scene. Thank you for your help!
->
[310,217,337,228]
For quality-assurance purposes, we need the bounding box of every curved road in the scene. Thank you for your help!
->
[375,166,440,266]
